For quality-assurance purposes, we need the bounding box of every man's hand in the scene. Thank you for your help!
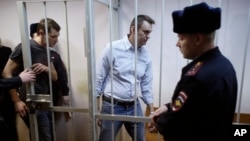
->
[19,68,36,83]
[149,105,168,132]
[62,95,70,106]
[148,111,157,133]
[97,119,102,127]
[96,97,102,127]
[147,121,157,133]
[61,96,71,121]
[14,100,28,117]
[96,109,102,127]
[31,63,58,81]
[146,103,155,132]
[31,63,48,74]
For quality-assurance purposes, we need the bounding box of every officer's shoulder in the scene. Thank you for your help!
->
[186,58,231,80]
[186,61,204,76]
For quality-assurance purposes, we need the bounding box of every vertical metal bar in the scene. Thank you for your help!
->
[63,1,75,140]
[221,0,230,51]
[236,1,250,123]
[108,0,114,114]
[189,0,193,6]
[156,1,165,140]
[215,0,222,46]
[186,0,193,64]
[43,2,57,141]
[112,0,119,40]
[43,2,53,106]
[134,0,138,140]
[16,1,38,141]
[84,28,88,58]
[159,0,165,107]
[17,1,35,94]
[85,0,97,141]
[63,1,71,106]
[108,0,115,141]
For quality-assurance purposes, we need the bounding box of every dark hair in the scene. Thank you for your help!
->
[129,15,155,33]
[37,18,61,34]
[30,23,38,38]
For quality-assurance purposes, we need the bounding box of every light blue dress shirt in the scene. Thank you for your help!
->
[96,35,153,104]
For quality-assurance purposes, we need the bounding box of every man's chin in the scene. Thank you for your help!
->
[140,42,146,46]
[50,44,56,47]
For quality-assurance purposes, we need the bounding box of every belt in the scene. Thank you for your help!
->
[102,95,135,107]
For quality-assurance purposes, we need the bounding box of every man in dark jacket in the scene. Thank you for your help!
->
[150,2,237,141]
[1,38,36,141]
[0,68,35,141]
[0,44,12,79]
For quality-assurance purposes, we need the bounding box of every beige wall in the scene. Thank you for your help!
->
[0,0,250,141]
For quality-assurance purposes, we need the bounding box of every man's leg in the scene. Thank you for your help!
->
[0,114,8,141]
[124,102,145,141]
[37,111,53,141]
[99,101,124,141]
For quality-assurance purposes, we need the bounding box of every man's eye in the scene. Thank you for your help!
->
[50,36,57,38]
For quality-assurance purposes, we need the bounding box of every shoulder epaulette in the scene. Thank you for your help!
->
[186,61,203,76]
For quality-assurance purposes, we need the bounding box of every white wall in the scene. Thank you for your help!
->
[0,0,250,141]
[0,0,108,140]
[118,0,250,114]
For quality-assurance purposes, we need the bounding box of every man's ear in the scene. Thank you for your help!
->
[195,33,203,46]
[37,29,44,36]
[130,26,135,34]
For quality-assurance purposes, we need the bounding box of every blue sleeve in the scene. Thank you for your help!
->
[0,77,22,91]
[96,45,111,97]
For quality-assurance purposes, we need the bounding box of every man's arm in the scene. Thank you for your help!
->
[0,77,22,90]
[31,62,58,81]
[1,68,36,93]
[140,59,154,114]
[50,63,58,81]
[95,45,112,127]
[53,53,70,105]
[2,59,21,102]
[146,103,154,116]
[2,59,31,117]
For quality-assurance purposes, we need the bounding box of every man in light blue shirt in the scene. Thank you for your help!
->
[96,15,155,141]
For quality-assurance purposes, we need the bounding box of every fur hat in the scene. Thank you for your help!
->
[30,23,38,38]
[172,2,221,33]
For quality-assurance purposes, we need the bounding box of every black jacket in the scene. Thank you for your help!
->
[0,46,11,79]
[156,47,237,141]
[50,50,69,105]
[0,77,22,91]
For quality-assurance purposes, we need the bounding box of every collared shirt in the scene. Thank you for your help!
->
[96,35,153,104]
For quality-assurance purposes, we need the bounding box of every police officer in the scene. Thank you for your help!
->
[150,2,237,141]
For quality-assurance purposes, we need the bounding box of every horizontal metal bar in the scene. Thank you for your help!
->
[95,114,151,123]
[17,0,84,3]
[96,0,119,10]
[29,108,248,126]
[38,106,89,113]
[18,0,119,10]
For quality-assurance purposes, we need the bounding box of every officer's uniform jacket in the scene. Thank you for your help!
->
[156,47,237,141]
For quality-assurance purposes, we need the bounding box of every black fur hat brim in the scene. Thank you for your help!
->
[172,2,221,33]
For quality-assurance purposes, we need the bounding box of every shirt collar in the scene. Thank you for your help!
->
[123,35,133,51]
[123,35,143,51]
